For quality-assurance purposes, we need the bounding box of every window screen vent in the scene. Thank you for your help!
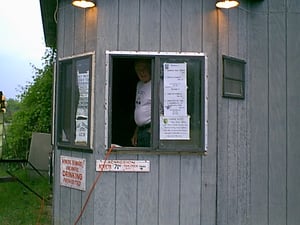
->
[222,55,246,99]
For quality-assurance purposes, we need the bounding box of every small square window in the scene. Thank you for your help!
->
[222,55,246,99]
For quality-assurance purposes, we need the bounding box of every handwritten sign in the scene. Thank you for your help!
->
[96,160,150,172]
[60,156,86,191]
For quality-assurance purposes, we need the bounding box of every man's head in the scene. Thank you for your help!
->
[134,59,151,83]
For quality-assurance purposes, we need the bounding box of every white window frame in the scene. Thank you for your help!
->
[105,51,208,153]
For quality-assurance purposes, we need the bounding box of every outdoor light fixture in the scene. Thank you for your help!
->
[72,0,96,8]
[216,0,239,9]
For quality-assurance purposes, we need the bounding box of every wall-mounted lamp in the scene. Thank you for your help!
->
[216,0,239,9]
[72,0,96,8]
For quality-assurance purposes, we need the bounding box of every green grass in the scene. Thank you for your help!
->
[0,166,52,225]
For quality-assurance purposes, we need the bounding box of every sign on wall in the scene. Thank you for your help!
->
[60,156,86,191]
[96,160,150,172]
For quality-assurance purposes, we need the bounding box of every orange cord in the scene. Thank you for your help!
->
[35,197,45,225]
[73,147,113,225]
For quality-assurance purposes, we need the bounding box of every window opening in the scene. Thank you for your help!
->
[106,52,207,153]
[110,58,141,147]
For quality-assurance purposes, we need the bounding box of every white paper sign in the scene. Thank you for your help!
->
[160,115,190,140]
[75,70,89,144]
[163,63,188,116]
[164,63,187,86]
[60,156,86,191]
[164,85,187,116]
[161,63,190,140]
[96,160,150,172]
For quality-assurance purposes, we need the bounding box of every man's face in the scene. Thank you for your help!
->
[135,62,151,83]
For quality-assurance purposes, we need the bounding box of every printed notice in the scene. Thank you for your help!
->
[164,85,187,116]
[161,63,190,140]
[164,63,188,116]
[75,70,89,144]
[96,160,150,172]
[160,115,190,140]
[60,156,86,191]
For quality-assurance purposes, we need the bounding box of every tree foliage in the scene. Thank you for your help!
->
[3,48,55,159]
[3,99,21,123]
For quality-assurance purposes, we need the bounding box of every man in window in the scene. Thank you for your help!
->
[131,59,152,147]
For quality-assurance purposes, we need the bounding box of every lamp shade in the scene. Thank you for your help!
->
[72,0,96,8]
[216,0,239,9]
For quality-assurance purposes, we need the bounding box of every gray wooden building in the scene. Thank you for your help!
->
[40,0,300,224]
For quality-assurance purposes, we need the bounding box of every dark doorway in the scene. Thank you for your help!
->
[111,58,139,146]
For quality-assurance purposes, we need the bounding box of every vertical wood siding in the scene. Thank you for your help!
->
[55,1,98,225]
[287,1,300,224]
[53,0,300,224]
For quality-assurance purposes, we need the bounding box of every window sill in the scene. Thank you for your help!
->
[106,146,207,156]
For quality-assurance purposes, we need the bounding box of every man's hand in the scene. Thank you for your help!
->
[131,127,138,146]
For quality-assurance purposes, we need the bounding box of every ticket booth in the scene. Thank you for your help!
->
[40,0,300,224]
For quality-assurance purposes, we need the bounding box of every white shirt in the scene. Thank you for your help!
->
[134,80,151,126]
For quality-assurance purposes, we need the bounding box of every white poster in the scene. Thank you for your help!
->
[161,63,190,140]
[60,156,86,191]
[164,85,187,116]
[163,63,188,116]
[160,115,190,140]
[75,70,89,144]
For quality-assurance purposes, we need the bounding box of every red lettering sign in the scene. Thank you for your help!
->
[60,156,86,191]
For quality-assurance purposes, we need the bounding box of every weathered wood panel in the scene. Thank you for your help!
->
[216,8,230,224]
[227,8,239,225]
[289,0,300,12]
[137,155,159,224]
[159,1,186,225]
[118,0,139,50]
[93,1,119,225]
[115,161,138,225]
[74,9,85,54]
[269,10,287,225]
[85,7,97,52]
[52,0,300,225]
[201,0,218,224]
[79,7,97,225]
[161,0,181,51]
[139,0,161,51]
[57,2,75,225]
[237,8,250,225]
[80,153,95,225]
[137,1,160,224]
[70,6,85,224]
[181,0,202,51]
[159,155,181,225]
[114,2,140,225]
[287,9,300,225]
[180,156,202,224]
[249,9,269,225]
[62,3,75,56]
[216,4,251,224]
[53,2,66,225]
